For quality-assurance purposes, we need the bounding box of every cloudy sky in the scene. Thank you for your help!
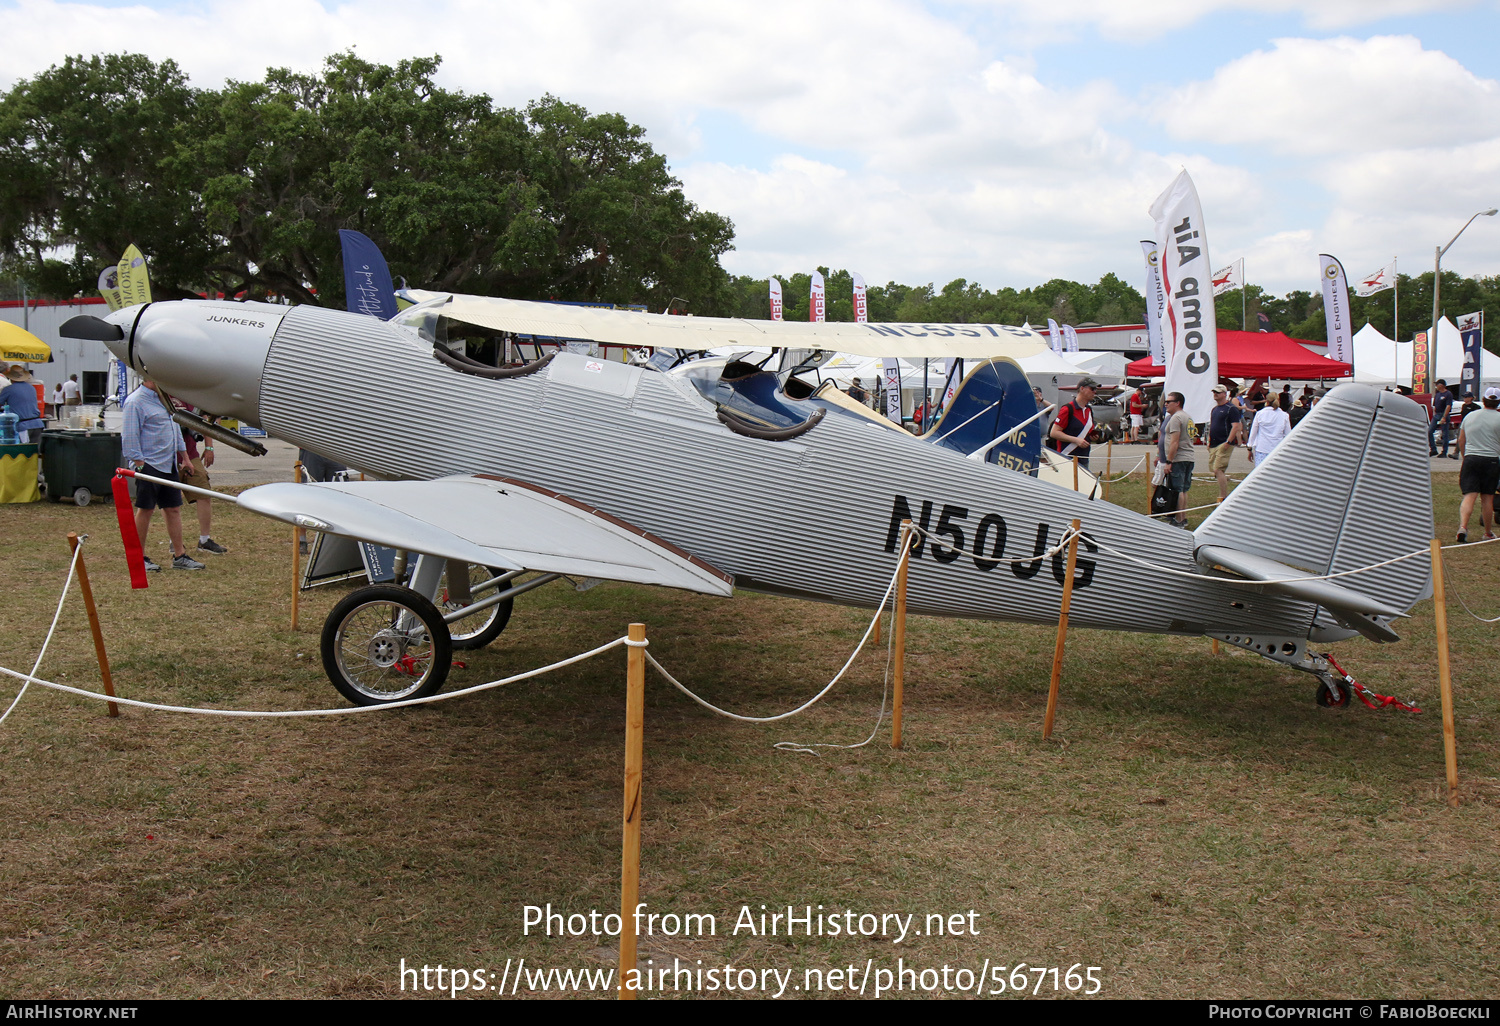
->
[2,0,1498,298]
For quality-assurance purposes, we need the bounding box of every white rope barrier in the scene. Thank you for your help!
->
[0,540,84,726]
[1146,501,1222,518]
[1098,455,1148,483]
[1442,552,1500,624]
[0,638,629,719]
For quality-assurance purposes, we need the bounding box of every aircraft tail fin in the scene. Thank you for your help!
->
[923,358,1041,471]
[1194,384,1434,638]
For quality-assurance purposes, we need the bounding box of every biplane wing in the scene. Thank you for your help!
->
[237,474,734,596]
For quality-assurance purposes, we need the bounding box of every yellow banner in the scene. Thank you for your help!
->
[116,244,153,308]
[97,266,123,312]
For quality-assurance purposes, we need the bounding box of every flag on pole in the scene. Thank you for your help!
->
[1353,260,1396,297]
[769,277,783,321]
[1150,170,1219,421]
[809,272,826,322]
[1141,240,1167,365]
[1210,258,1243,296]
[1318,254,1353,366]
[1046,318,1063,354]
[939,358,963,412]
[881,357,902,423]
[1459,312,1484,398]
[1062,324,1080,353]
[852,272,868,323]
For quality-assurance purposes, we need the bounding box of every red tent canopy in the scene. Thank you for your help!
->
[1126,330,1352,379]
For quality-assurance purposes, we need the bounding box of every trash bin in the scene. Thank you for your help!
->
[38,429,122,507]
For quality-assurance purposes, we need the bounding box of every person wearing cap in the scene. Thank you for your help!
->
[1455,386,1500,543]
[1430,379,1455,458]
[1206,383,1243,502]
[1049,376,1098,470]
[1,365,45,443]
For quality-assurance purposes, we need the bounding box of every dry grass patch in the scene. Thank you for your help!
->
[0,475,1496,999]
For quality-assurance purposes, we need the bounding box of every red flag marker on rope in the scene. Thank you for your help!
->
[112,469,148,590]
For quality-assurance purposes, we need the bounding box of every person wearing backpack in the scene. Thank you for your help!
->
[1049,377,1099,469]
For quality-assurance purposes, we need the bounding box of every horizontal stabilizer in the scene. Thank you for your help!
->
[237,474,734,596]
[1195,544,1401,643]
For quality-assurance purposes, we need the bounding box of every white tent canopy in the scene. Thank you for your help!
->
[1352,318,1500,391]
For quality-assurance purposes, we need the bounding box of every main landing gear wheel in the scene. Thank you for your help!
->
[439,564,513,651]
[321,585,452,706]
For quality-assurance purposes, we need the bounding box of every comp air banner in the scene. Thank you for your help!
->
[1047,318,1063,354]
[1319,254,1353,366]
[769,277,783,321]
[1150,170,1219,421]
[339,229,397,320]
[852,272,868,323]
[810,272,826,322]
[1459,312,1484,398]
[1141,240,1166,365]
[882,357,902,422]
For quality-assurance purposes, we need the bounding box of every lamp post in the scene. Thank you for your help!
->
[1431,208,1498,384]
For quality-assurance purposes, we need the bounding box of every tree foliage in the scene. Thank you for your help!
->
[0,52,734,310]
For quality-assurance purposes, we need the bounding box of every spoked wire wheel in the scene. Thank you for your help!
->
[438,564,514,651]
[321,585,452,706]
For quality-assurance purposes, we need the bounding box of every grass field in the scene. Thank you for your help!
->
[0,475,1497,1000]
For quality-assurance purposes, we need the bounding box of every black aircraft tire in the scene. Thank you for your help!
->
[1316,680,1350,708]
[441,565,514,651]
[321,585,452,706]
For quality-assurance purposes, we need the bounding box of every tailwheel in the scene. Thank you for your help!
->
[1315,674,1350,708]
[321,584,452,706]
[438,564,513,651]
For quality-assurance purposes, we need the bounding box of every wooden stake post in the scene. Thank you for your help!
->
[1044,519,1082,740]
[291,462,302,631]
[1103,440,1112,501]
[619,622,647,999]
[1430,539,1459,806]
[67,533,118,717]
[892,521,912,749]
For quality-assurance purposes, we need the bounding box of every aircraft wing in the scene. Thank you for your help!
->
[401,290,1046,361]
[236,474,734,596]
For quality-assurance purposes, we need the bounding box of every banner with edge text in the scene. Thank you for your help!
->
[1062,324,1079,353]
[116,245,152,308]
[852,272,868,324]
[1150,170,1219,421]
[810,272,826,323]
[1141,240,1167,365]
[1459,311,1484,400]
[882,357,902,423]
[339,229,397,320]
[1047,318,1063,354]
[1319,254,1353,366]
[769,277,783,321]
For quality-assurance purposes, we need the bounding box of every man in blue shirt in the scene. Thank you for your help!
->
[2,365,45,442]
[122,379,204,571]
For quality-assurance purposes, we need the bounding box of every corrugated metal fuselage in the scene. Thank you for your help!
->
[257,305,1324,640]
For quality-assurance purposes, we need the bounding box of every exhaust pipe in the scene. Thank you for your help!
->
[155,385,267,457]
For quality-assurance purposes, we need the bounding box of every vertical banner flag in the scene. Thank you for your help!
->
[338,229,397,319]
[1141,240,1167,365]
[1046,318,1063,354]
[97,267,123,312]
[1318,255,1353,366]
[1459,312,1484,398]
[116,245,152,308]
[852,272,868,323]
[881,357,903,423]
[769,277,784,321]
[1210,258,1243,296]
[1150,170,1219,421]
[939,358,962,413]
[1412,331,1432,396]
[1354,260,1396,296]
[809,272,826,322]
[1062,324,1080,353]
